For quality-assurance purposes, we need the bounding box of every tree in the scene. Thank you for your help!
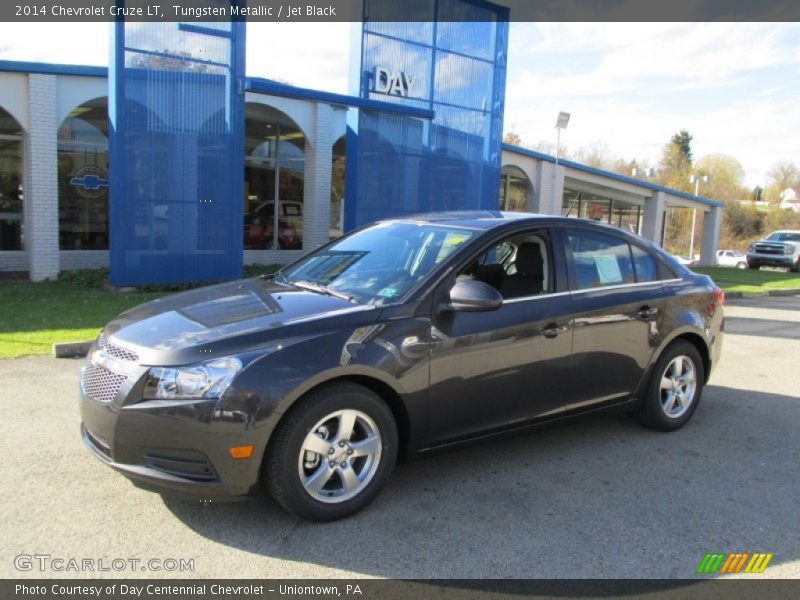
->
[657,130,694,193]
[695,154,748,204]
[503,131,522,146]
[671,129,694,164]
[767,161,800,197]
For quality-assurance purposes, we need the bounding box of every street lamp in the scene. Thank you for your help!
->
[688,174,710,259]
[554,111,570,166]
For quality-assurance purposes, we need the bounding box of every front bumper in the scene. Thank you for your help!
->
[747,253,797,268]
[80,356,265,500]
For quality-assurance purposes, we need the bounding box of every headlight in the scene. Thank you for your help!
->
[748,244,755,253]
[785,246,794,255]
[144,357,242,400]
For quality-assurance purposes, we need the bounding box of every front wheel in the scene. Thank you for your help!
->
[636,340,705,432]
[736,262,746,269]
[263,382,398,521]
[748,264,760,270]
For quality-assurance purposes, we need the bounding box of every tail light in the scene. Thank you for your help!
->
[713,287,725,306]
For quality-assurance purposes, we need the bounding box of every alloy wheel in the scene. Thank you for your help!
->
[659,355,697,419]
[297,409,382,503]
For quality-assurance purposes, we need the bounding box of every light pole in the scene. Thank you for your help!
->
[554,112,570,213]
[688,174,710,259]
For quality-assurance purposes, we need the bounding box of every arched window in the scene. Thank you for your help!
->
[498,165,530,212]
[0,107,24,251]
[244,103,305,250]
[58,97,109,250]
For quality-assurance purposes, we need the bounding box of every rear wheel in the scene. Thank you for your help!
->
[736,262,746,269]
[636,340,705,432]
[263,382,398,521]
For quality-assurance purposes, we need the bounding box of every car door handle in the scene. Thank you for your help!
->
[636,305,658,319]
[542,323,569,338]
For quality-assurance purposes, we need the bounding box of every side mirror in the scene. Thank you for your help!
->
[448,280,503,312]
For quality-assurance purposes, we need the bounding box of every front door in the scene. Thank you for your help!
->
[427,228,574,446]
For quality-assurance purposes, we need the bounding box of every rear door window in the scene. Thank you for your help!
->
[566,229,635,289]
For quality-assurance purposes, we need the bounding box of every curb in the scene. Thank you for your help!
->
[53,341,93,359]
[724,288,800,300]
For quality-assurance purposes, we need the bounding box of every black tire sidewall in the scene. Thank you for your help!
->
[264,383,398,521]
[640,341,705,432]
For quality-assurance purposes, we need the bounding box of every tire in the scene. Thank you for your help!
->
[263,382,398,521]
[736,262,746,269]
[748,264,760,270]
[635,340,705,432]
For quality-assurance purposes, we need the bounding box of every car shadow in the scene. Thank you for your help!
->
[723,316,800,340]
[163,385,800,579]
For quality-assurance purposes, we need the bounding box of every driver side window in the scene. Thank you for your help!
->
[458,230,554,300]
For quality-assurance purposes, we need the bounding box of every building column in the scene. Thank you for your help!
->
[24,74,60,281]
[698,206,722,266]
[302,103,335,252]
[528,160,565,216]
[641,191,666,246]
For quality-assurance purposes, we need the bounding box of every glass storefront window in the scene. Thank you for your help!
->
[58,97,109,250]
[0,107,24,251]
[244,103,305,250]
[563,189,642,235]
[498,165,529,212]
[330,136,345,240]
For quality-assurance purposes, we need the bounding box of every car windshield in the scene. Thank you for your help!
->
[767,232,800,242]
[278,221,475,305]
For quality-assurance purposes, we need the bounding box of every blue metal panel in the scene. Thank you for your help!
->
[346,0,509,231]
[109,11,245,285]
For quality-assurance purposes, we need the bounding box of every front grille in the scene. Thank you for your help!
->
[97,334,139,363]
[85,426,111,459]
[754,244,787,256]
[82,364,128,403]
[144,453,218,482]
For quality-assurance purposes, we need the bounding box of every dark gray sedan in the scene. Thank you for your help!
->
[81,212,724,521]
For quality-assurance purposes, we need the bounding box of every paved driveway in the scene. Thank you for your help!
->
[1,295,798,579]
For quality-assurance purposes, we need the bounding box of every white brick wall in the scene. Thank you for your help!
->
[302,103,335,252]
[25,74,60,281]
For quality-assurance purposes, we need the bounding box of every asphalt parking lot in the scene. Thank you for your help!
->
[1,295,798,579]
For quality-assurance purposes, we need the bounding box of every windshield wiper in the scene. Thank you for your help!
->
[290,280,355,303]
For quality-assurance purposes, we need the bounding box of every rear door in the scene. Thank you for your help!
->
[561,226,665,411]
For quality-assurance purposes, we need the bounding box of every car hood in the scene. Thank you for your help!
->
[102,278,378,366]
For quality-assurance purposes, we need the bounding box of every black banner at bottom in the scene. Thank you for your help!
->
[4,579,800,600]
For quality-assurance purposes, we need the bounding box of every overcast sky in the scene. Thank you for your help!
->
[1,22,798,188]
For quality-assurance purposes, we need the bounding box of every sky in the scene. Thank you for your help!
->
[1,21,798,189]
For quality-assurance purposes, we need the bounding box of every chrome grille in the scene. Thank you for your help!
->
[754,244,787,256]
[97,334,139,363]
[82,364,128,403]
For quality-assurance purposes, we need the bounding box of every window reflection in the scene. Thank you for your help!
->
[0,107,23,251]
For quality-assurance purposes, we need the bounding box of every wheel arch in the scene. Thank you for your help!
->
[657,330,711,384]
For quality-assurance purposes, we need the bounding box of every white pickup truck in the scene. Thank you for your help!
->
[746,230,800,271]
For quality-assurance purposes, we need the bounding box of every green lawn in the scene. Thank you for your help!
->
[693,266,800,294]
[0,281,165,358]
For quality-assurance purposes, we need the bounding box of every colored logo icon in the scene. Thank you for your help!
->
[697,552,773,574]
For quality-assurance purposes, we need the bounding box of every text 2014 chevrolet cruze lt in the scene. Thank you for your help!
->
[81,212,724,521]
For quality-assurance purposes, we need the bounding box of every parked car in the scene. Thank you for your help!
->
[80,212,724,521]
[716,249,747,269]
[672,255,696,267]
[746,230,800,271]
[244,200,303,250]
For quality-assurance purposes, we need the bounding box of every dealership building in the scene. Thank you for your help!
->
[0,16,723,282]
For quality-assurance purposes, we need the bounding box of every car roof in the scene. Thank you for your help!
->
[383,210,584,230]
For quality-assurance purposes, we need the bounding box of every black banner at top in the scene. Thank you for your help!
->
[2,0,800,22]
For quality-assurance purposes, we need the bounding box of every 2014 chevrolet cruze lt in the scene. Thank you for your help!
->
[81,212,724,521]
